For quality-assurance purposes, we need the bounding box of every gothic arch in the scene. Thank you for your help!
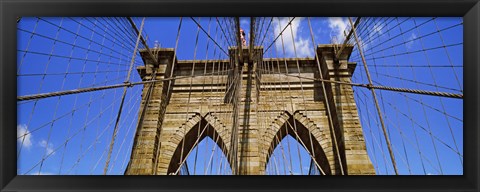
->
[163,113,232,175]
[263,111,335,175]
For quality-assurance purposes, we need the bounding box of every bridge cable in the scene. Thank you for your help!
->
[103,17,146,175]
[309,17,347,175]
[177,17,202,175]
[349,17,399,175]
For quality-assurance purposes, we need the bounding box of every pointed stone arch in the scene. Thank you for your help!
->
[262,111,337,175]
[155,113,232,175]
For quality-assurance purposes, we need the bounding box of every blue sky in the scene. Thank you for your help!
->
[17,17,463,175]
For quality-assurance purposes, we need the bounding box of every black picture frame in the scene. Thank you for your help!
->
[1,0,479,191]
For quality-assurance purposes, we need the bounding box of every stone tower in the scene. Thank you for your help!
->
[125,44,375,175]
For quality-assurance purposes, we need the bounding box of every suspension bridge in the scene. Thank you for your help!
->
[16,17,463,175]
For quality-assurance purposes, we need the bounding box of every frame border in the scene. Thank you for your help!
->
[1,0,479,191]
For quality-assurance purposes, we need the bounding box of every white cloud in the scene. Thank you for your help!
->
[17,124,32,148]
[373,23,385,35]
[406,32,417,50]
[273,17,313,58]
[327,17,349,43]
[361,21,386,50]
[39,140,55,155]
[368,22,384,41]
[327,17,370,50]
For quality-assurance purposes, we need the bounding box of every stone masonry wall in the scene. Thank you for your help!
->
[125,45,375,175]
